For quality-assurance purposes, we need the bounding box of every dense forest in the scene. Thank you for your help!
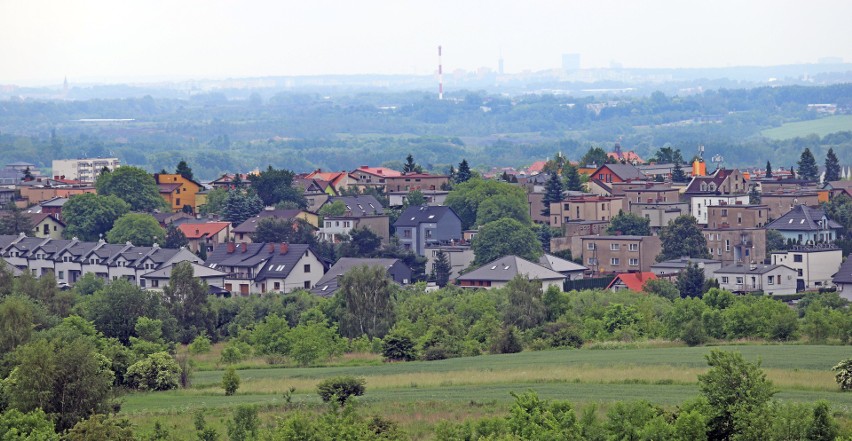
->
[1,84,851,179]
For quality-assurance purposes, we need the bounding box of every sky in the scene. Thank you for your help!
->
[2,0,851,86]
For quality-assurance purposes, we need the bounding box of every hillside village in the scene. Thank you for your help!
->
[2,145,852,301]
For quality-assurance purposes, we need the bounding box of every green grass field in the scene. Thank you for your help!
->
[762,115,852,140]
[122,345,852,439]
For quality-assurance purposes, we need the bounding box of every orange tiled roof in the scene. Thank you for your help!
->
[178,222,230,239]
[606,272,657,292]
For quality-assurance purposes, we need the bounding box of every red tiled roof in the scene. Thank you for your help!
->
[606,272,657,292]
[526,161,548,173]
[178,222,230,239]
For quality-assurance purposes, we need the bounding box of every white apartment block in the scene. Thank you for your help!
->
[52,158,120,182]
[770,245,843,292]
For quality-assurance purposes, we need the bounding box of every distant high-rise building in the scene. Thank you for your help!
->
[498,57,504,75]
[562,53,580,71]
[53,158,120,182]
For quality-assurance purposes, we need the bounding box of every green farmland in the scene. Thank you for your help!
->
[762,115,852,140]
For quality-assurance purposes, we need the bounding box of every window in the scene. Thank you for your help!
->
[797,269,803,277]
[587,243,596,250]
[628,243,638,251]
[152,279,159,288]
[725,240,730,252]
[176,198,181,206]
[304,280,311,289]
[58,271,64,280]
[588,258,598,265]
[610,258,620,266]
[629,258,639,266]
[610,243,620,251]
[304,264,311,273]
[403,229,412,238]
[721,276,729,284]
[425,229,433,239]
[325,221,331,228]
[274,282,280,290]
[736,277,743,284]
[768,276,774,285]
[793,254,803,263]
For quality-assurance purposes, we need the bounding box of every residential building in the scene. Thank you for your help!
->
[309,257,412,297]
[549,220,610,254]
[550,196,625,227]
[629,202,689,230]
[651,257,723,278]
[233,209,320,242]
[622,184,680,204]
[19,187,95,207]
[636,163,677,181]
[765,205,843,244]
[714,263,797,296]
[317,195,389,243]
[762,191,821,219]
[52,158,120,183]
[703,227,766,265]
[771,245,843,292]
[706,204,769,229]
[349,165,402,191]
[757,178,818,194]
[684,168,749,196]
[303,170,353,193]
[457,255,566,290]
[384,173,449,193]
[571,235,662,274]
[388,190,448,208]
[393,206,463,256]
[210,173,251,190]
[832,259,852,301]
[688,194,750,225]
[607,272,657,292]
[24,213,65,239]
[204,242,326,295]
[141,261,226,291]
[538,254,587,280]
[0,235,202,288]
[424,244,474,280]
[589,163,646,184]
[152,212,195,229]
[177,222,232,253]
[155,173,204,213]
[0,188,15,206]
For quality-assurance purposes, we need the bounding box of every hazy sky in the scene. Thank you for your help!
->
[2,0,851,85]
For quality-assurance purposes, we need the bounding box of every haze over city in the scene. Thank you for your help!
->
[2,0,852,85]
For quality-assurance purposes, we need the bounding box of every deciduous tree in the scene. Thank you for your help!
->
[472,218,542,265]
[606,210,651,236]
[657,215,711,262]
[337,265,395,339]
[106,213,166,246]
[95,165,166,212]
[62,193,130,241]
[248,166,306,208]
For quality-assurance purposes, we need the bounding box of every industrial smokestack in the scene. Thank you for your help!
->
[438,45,443,100]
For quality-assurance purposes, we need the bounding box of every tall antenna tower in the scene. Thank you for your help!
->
[438,45,443,100]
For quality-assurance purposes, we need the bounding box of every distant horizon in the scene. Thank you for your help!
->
[5,59,851,89]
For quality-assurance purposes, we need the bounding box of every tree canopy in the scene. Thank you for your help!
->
[446,178,528,230]
[606,211,651,236]
[62,193,130,241]
[222,190,264,225]
[248,166,306,208]
[824,148,841,182]
[472,218,543,265]
[251,217,317,244]
[95,166,166,212]
[797,148,819,181]
[657,215,711,262]
[106,213,166,246]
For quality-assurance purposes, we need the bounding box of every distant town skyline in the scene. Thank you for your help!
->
[2,0,851,86]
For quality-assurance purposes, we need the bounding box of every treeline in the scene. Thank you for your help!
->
[1,84,852,178]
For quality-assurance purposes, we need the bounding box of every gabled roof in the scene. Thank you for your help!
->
[1,257,22,276]
[22,212,65,227]
[526,161,548,174]
[310,257,402,297]
[157,183,182,194]
[326,196,385,217]
[765,205,842,231]
[254,244,315,282]
[651,257,722,269]
[457,255,566,283]
[142,260,226,280]
[40,197,68,208]
[593,163,645,181]
[393,205,459,227]
[832,258,852,284]
[232,210,306,234]
[606,272,656,291]
[684,168,737,194]
[305,170,350,188]
[178,222,231,239]
[352,166,402,178]
[538,254,587,273]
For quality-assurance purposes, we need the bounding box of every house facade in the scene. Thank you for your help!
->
[425,244,474,280]
[52,158,120,183]
[765,205,842,245]
[703,227,766,265]
[178,222,231,253]
[393,206,463,256]
[309,257,412,297]
[384,173,449,193]
[761,191,821,220]
[456,255,566,291]
[706,204,769,229]
[570,235,662,274]
[155,173,204,213]
[714,263,797,296]
[204,242,325,295]
[550,196,625,227]
[770,245,843,292]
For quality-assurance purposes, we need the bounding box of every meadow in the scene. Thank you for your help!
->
[761,114,852,140]
[123,344,852,439]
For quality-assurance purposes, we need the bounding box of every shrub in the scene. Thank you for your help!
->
[188,334,212,355]
[220,341,250,364]
[491,326,523,354]
[833,358,852,391]
[65,415,135,441]
[382,332,417,362]
[423,346,451,361]
[542,322,584,349]
[125,352,181,391]
[227,405,259,441]
[222,367,240,396]
[681,318,707,347]
[316,376,366,406]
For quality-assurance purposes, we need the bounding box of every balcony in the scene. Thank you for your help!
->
[225,272,253,280]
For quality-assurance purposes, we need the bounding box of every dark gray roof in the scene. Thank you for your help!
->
[833,258,852,284]
[310,257,401,297]
[233,209,304,234]
[393,205,458,227]
[766,205,843,231]
[538,254,587,273]
[714,263,794,275]
[205,242,318,282]
[652,257,722,269]
[255,244,315,282]
[143,261,226,279]
[598,163,646,181]
[327,196,385,217]
[458,255,566,283]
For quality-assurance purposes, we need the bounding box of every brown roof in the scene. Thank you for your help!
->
[157,183,182,194]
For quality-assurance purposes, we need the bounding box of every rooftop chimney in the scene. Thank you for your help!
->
[242,243,248,253]
[269,243,275,254]
[227,242,236,253]
[280,243,289,254]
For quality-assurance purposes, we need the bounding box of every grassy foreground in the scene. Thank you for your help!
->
[761,114,852,139]
[123,344,851,439]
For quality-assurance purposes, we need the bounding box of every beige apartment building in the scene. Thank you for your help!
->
[550,196,624,227]
[762,191,820,220]
[706,204,769,229]
[52,158,120,182]
[570,235,662,274]
[703,227,766,265]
